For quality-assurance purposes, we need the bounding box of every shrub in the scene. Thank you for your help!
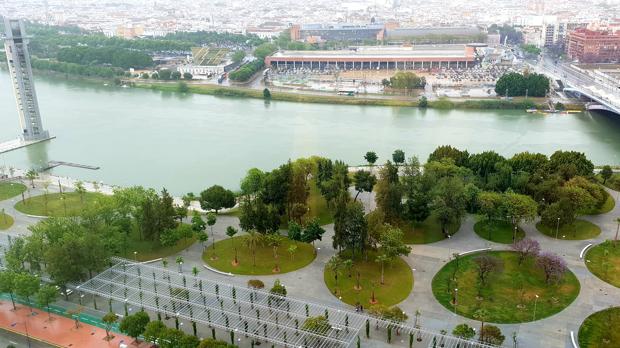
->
[247,279,264,289]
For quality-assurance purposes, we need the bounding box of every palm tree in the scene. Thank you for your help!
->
[288,244,298,261]
[226,226,238,264]
[192,266,199,286]
[41,180,51,214]
[25,169,37,188]
[327,256,343,290]
[474,308,489,342]
[245,230,262,267]
[615,217,620,245]
[162,258,168,269]
[74,180,86,204]
[176,256,184,273]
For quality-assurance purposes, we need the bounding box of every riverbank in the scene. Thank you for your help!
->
[134,80,581,111]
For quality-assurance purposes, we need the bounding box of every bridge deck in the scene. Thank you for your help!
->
[0,136,55,154]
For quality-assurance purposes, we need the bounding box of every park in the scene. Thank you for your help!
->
[0,146,619,348]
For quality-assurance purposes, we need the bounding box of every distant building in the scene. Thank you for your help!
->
[567,28,620,63]
[247,21,286,39]
[518,16,587,49]
[116,24,144,39]
[384,26,485,43]
[177,47,235,77]
[290,23,385,43]
[265,44,478,70]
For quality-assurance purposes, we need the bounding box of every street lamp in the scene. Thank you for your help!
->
[454,288,458,316]
[533,294,539,321]
[133,251,138,262]
[555,217,561,239]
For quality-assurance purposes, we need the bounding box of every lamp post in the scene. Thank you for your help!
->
[133,251,138,262]
[513,225,518,243]
[555,217,561,239]
[533,295,539,321]
[454,288,458,316]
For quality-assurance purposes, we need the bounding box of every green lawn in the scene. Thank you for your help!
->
[585,241,620,288]
[14,192,105,216]
[0,212,14,230]
[203,235,316,275]
[0,182,27,201]
[536,220,601,240]
[474,219,525,244]
[119,234,197,262]
[324,250,413,306]
[596,173,620,191]
[432,251,580,323]
[584,190,615,215]
[579,307,620,348]
[401,213,460,244]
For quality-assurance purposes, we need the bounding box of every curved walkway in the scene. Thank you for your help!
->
[2,176,620,348]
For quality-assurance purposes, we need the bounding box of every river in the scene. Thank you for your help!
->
[1,71,619,195]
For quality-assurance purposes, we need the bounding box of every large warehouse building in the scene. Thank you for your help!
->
[265,45,478,70]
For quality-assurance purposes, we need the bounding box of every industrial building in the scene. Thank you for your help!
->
[265,45,478,70]
[177,47,236,77]
[290,23,385,43]
[567,28,620,63]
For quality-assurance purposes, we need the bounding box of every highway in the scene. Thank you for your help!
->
[532,56,620,114]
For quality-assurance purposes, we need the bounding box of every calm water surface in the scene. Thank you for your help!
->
[1,71,619,194]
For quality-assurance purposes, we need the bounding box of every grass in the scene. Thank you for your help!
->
[473,219,525,244]
[401,213,460,244]
[136,81,558,111]
[0,212,14,230]
[432,250,580,323]
[305,180,333,225]
[536,219,601,240]
[324,250,413,306]
[578,307,620,348]
[583,191,615,215]
[596,173,620,191]
[14,192,105,217]
[203,235,316,275]
[119,234,197,262]
[585,241,620,288]
[0,182,27,201]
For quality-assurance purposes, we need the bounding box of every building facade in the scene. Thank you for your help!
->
[3,18,49,142]
[567,28,620,63]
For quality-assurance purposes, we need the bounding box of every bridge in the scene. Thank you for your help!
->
[532,58,620,116]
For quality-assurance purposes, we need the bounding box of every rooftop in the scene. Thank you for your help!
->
[270,45,472,59]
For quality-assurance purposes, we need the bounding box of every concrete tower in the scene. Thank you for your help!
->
[3,18,50,142]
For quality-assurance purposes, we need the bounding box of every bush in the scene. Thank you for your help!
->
[419,96,428,108]
[247,279,264,289]
[270,279,287,296]
[263,88,271,99]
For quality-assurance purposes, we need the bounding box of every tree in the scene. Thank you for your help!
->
[206,212,217,248]
[245,230,263,267]
[183,72,193,80]
[302,218,326,246]
[171,71,182,80]
[392,149,405,165]
[287,221,303,242]
[144,320,167,344]
[74,180,86,203]
[364,152,378,166]
[25,169,38,188]
[191,211,206,232]
[480,325,505,345]
[0,271,17,309]
[511,238,541,265]
[473,309,489,342]
[431,176,467,236]
[536,252,567,284]
[327,256,343,289]
[232,50,246,63]
[333,201,367,253]
[302,316,331,334]
[452,323,475,340]
[376,226,411,284]
[102,312,119,340]
[375,254,390,285]
[389,71,425,90]
[502,192,538,230]
[601,165,613,184]
[473,254,503,286]
[477,191,503,221]
[240,168,265,196]
[263,88,271,99]
[266,233,284,270]
[199,185,236,213]
[419,96,428,108]
[270,279,287,296]
[226,226,239,263]
[353,170,376,201]
[14,272,40,311]
[548,151,594,179]
[36,285,58,321]
[375,161,402,221]
[119,311,150,343]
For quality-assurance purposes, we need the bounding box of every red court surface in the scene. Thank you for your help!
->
[0,301,151,348]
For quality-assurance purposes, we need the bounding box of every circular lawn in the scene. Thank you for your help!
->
[579,307,620,348]
[0,182,27,201]
[203,235,316,275]
[432,250,580,323]
[474,219,525,244]
[536,220,601,240]
[14,192,105,217]
[324,250,413,307]
[0,212,14,230]
[585,241,620,288]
